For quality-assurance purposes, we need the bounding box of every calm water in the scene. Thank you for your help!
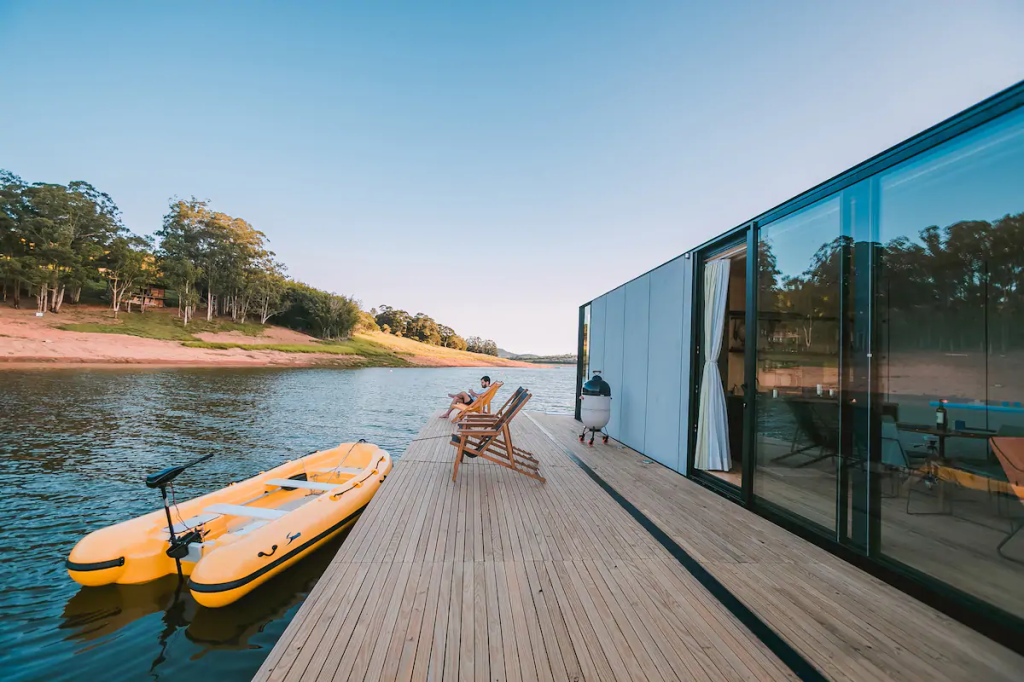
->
[0,366,575,682]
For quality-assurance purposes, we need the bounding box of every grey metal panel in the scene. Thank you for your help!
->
[588,296,606,384]
[643,259,687,471]
[620,275,650,453]
[677,256,694,475]
[602,286,626,441]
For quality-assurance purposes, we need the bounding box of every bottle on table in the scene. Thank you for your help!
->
[935,400,948,433]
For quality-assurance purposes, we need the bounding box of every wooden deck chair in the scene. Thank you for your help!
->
[456,386,526,424]
[449,381,503,422]
[450,390,544,483]
[991,437,1024,563]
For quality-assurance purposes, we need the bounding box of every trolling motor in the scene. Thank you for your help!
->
[146,454,214,578]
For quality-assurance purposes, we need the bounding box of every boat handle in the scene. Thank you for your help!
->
[258,544,278,558]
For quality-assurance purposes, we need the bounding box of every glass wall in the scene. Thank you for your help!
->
[754,196,843,530]
[578,90,1024,632]
[874,107,1024,618]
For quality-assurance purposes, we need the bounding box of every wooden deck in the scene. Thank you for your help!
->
[254,411,1024,682]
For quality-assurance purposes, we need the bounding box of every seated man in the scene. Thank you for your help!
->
[441,375,491,419]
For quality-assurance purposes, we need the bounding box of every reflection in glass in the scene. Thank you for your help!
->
[577,304,591,419]
[876,107,1024,618]
[754,197,842,530]
[583,304,591,380]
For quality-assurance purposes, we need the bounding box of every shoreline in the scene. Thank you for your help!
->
[0,307,545,370]
[0,349,542,371]
[0,353,541,370]
[0,360,541,370]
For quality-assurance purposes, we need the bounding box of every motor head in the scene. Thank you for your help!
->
[146,465,188,489]
[145,454,213,489]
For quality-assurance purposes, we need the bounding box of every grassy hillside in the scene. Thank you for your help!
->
[55,308,527,368]
[183,336,411,367]
[354,332,531,367]
[61,313,264,341]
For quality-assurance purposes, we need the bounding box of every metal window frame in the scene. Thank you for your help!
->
[575,303,588,421]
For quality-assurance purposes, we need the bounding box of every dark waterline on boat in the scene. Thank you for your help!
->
[0,366,575,682]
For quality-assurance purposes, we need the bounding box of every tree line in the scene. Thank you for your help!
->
[1,170,497,350]
[756,212,1024,355]
[370,305,498,355]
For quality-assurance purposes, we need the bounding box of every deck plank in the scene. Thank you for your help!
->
[255,409,1024,682]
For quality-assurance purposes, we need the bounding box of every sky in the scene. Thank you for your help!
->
[1,2,1022,354]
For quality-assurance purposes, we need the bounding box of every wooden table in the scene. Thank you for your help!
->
[896,423,994,460]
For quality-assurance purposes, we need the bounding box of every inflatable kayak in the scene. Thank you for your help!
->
[67,442,391,608]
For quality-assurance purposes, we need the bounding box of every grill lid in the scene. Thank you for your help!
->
[582,374,611,397]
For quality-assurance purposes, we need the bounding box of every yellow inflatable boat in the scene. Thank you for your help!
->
[67,442,391,608]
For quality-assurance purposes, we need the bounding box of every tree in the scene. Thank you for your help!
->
[221,215,272,323]
[18,181,122,313]
[100,233,152,316]
[437,324,467,349]
[313,292,360,340]
[465,336,498,355]
[276,282,360,340]
[1,171,126,311]
[375,305,411,337]
[0,171,29,307]
[251,261,289,324]
[156,198,208,325]
[406,313,441,345]
[355,309,380,333]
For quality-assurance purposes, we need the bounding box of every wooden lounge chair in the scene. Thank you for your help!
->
[456,386,526,424]
[449,381,503,422]
[991,436,1024,563]
[450,390,544,483]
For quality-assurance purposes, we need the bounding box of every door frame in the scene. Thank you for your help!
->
[686,225,756,505]
[575,303,590,421]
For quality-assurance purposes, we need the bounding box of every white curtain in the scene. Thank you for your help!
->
[694,257,732,471]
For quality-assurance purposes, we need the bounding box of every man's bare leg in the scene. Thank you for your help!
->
[441,393,473,418]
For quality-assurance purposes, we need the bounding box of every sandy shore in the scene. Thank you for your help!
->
[0,307,535,369]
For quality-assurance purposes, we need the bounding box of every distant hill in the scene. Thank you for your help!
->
[497,347,577,364]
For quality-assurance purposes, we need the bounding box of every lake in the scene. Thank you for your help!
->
[0,366,576,682]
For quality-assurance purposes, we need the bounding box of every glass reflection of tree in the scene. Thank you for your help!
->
[880,212,1024,354]
[760,212,1024,355]
[758,237,846,357]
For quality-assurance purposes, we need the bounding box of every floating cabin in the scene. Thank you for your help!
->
[575,80,1024,650]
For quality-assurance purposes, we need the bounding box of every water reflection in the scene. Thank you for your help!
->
[1,366,574,682]
[185,534,341,649]
[60,533,341,658]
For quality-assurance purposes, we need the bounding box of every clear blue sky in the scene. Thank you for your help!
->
[1,2,1021,354]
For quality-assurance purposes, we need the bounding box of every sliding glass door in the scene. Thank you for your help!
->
[691,238,751,495]
[872,106,1024,619]
[743,101,1024,625]
[752,197,844,532]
